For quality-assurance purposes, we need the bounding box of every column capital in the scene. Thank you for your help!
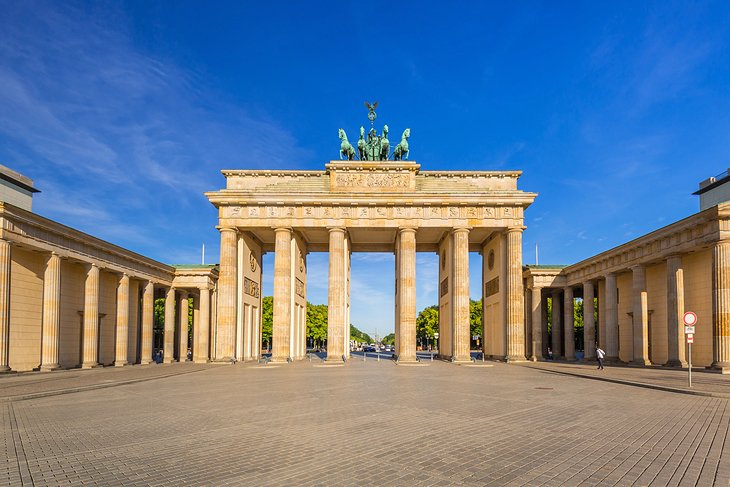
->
[274,226,293,233]
[452,227,470,235]
[327,226,346,234]
[179,290,189,298]
[217,226,238,234]
[630,263,645,271]
[398,227,417,235]
[506,225,527,234]
[666,253,683,262]
[119,273,130,283]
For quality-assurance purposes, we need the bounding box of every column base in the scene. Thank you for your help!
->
[451,355,472,364]
[395,355,418,363]
[270,356,292,364]
[211,357,236,364]
[506,355,527,363]
[40,364,60,372]
[324,355,343,363]
[113,361,128,367]
[81,362,100,369]
[707,363,730,374]
[664,360,687,367]
[0,365,12,373]
[630,359,652,366]
[140,360,152,365]
[193,359,209,364]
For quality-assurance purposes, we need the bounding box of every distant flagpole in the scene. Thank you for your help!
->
[202,243,205,265]
[535,242,539,265]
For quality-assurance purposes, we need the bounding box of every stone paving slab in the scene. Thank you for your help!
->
[517,361,730,398]
[1,360,729,486]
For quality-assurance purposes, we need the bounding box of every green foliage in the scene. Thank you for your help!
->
[416,305,439,340]
[382,333,395,345]
[470,299,482,338]
[262,296,273,347]
[350,324,372,344]
[306,302,328,348]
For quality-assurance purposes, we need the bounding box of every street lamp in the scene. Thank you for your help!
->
[434,332,439,355]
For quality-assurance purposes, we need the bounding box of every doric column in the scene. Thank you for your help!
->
[541,293,549,357]
[178,291,189,361]
[666,255,686,366]
[711,241,730,372]
[114,273,130,367]
[524,286,532,359]
[163,287,175,363]
[81,264,101,369]
[272,227,293,362]
[631,265,650,365]
[551,289,562,358]
[0,240,9,373]
[506,227,525,361]
[215,227,238,361]
[195,287,210,363]
[326,227,346,362]
[583,281,596,360]
[140,281,154,365]
[452,227,471,362]
[396,228,417,362]
[40,253,62,371]
[563,286,575,360]
[531,286,542,360]
[604,273,619,361]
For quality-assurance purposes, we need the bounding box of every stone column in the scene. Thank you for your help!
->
[326,228,346,362]
[272,227,293,363]
[140,281,154,365]
[666,255,686,366]
[604,273,619,361]
[0,240,9,373]
[215,227,237,361]
[178,291,189,361]
[195,287,210,363]
[524,286,532,359]
[396,228,417,362]
[81,264,101,369]
[40,252,61,371]
[163,288,175,363]
[551,289,562,358]
[564,287,575,360]
[583,281,596,360]
[506,227,525,361]
[541,293,549,357]
[711,241,730,373]
[114,273,130,367]
[531,286,542,360]
[452,228,471,362]
[631,265,650,365]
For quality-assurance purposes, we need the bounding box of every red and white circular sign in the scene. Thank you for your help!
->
[683,311,698,326]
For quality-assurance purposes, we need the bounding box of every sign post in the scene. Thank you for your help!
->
[683,312,697,388]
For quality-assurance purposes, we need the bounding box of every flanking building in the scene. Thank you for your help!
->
[524,171,730,373]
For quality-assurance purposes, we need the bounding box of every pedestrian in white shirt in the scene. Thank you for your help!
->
[596,346,606,370]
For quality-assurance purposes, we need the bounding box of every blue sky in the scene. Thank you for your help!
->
[2,1,730,338]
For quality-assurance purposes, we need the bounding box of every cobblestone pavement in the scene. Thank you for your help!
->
[1,360,729,486]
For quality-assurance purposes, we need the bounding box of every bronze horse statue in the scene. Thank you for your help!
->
[338,128,356,160]
[392,128,410,161]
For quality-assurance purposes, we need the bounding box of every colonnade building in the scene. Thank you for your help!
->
[1,158,729,374]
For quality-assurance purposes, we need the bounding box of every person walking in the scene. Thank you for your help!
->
[596,345,606,370]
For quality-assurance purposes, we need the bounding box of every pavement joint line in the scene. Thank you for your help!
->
[0,367,212,403]
[517,363,730,399]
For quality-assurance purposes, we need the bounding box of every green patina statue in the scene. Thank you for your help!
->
[338,103,411,161]
[392,128,410,161]
[338,128,356,160]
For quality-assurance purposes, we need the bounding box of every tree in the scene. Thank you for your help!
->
[416,305,439,342]
[306,302,328,349]
[153,298,165,350]
[381,333,395,345]
[470,299,482,341]
[262,296,273,350]
[350,324,372,344]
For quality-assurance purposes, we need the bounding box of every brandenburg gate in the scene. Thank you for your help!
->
[205,116,537,364]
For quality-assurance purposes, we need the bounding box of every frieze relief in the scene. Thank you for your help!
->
[295,278,305,298]
[334,173,409,189]
[222,204,518,222]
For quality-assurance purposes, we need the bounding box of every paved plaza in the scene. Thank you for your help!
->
[1,360,729,487]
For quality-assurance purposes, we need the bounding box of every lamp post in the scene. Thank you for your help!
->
[434,332,439,357]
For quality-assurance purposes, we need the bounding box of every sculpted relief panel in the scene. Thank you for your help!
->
[333,173,409,190]
[222,204,523,222]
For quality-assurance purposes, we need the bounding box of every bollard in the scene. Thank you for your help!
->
[377,353,380,362]
[431,352,433,362]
